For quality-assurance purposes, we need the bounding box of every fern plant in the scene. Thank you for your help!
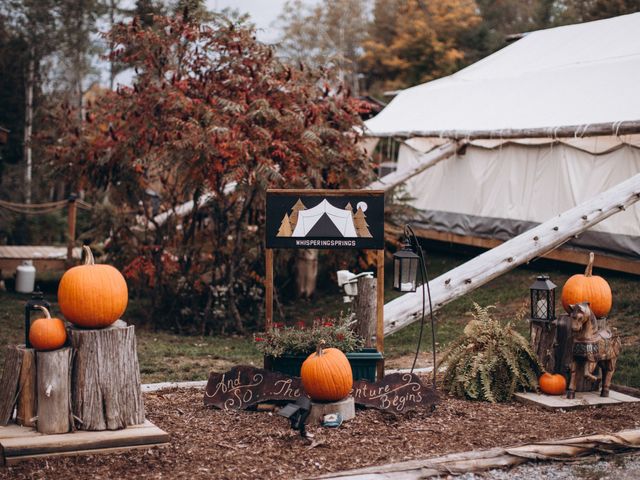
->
[439,303,542,402]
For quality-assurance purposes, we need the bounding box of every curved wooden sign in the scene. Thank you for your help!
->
[204,367,438,414]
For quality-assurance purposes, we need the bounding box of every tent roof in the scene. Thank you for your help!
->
[365,13,640,138]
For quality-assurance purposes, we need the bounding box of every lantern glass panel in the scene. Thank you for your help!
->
[400,257,418,292]
[393,256,400,290]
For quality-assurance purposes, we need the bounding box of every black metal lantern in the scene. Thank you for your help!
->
[24,286,50,348]
[529,275,557,322]
[392,225,437,387]
[393,243,420,292]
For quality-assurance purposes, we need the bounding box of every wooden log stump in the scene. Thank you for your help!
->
[0,345,23,425]
[307,396,355,425]
[16,346,37,427]
[354,277,377,348]
[69,320,144,431]
[37,347,72,434]
[530,320,558,373]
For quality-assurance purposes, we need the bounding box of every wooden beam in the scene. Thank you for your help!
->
[367,119,640,140]
[265,248,273,330]
[384,173,640,336]
[395,226,640,275]
[367,141,459,191]
[376,249,385,380]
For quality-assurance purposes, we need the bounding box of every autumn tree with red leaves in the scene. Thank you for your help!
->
[45,12,372,333]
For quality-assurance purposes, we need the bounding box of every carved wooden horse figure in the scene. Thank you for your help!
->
[566,302,621,399]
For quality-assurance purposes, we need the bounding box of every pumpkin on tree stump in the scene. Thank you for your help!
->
[301,342,352,402]
[58,245,128,328]
[561,252,612,318]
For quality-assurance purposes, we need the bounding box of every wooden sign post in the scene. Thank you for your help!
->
[265,189,386,379]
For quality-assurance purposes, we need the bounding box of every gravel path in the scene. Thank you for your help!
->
[458,452,640,480]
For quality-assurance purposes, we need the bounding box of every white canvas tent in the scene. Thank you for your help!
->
[365,13,640,272]
[292,199,358,237]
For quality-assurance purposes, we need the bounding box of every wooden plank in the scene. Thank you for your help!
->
[404,226,640,275]
[1,421,168,458]
[367,141,458,192]
[267,189,385,196]
[0,345,23,425]
[514,390,640,411]
[5,442,170,465]
[384,173,640,335]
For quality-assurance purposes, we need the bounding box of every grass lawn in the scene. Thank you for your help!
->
[1,246,638,387]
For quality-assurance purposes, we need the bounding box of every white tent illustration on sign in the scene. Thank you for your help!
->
[292,199,359,237]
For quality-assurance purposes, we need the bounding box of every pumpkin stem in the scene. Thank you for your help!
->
[584,252,595,277]
[82,245,95,265]
[34,305,51,319]
[316,340,326,356]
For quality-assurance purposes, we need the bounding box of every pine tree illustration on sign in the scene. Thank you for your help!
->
[277,213,292,237]
[289,198,306,231]
[354,207,372,238]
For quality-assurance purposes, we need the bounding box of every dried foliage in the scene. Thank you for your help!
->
[254,315,363,357]
[42,12,372,333]
[439,303,542,402]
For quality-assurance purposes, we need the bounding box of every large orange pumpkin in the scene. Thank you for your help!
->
[301,343,353,402]
[58,245,128,328]
[539,373,566,396]
[561,252,612,318]
[29,306,67,351]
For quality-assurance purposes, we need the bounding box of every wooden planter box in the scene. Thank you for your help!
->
[265,348,383,382]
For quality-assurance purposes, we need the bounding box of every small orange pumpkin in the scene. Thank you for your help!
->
[29,306,67,351]
[561,252,612,318]
[301,343,353,402]
[58,245,128,328]
[539,373,566,395]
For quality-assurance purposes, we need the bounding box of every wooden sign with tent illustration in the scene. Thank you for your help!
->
[265,189,385,378]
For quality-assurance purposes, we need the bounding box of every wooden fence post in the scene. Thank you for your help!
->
[354,277,377,348]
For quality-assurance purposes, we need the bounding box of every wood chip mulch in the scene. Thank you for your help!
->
[3,384,640,480]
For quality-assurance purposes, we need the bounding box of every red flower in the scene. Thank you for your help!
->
[323,322,334,327]
[273,322,284,329]
[336,333,345,341]
[254,337,264,342]
[296,321,306,329]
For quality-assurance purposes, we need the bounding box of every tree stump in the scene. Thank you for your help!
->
[37,347,72,434]
[307,396,355,425]
[69,320,144,430]
[16,346,37,427]
[354,277,377,348]
[530,320,558,373]
[0,345,23,425]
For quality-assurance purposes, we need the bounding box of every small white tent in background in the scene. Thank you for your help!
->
[365,13,640,274]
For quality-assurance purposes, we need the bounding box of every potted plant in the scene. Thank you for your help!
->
[255,315,382,382]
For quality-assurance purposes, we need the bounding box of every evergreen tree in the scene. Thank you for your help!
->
[353,207,372,237]
[277,213,292,237]
[289,198,306,231]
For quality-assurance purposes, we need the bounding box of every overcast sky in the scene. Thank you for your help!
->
[109,0,299,86]
[206,0,291,43]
